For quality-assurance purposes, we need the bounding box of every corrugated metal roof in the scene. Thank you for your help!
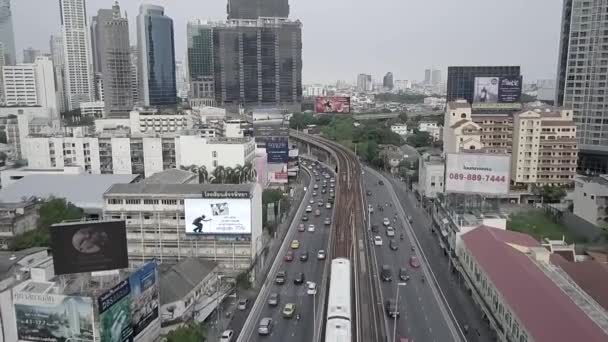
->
[143,169,197,185]
[104,182,255,196]
[551,254,608,312]
[159,258,218,304]
[462,227,608,342]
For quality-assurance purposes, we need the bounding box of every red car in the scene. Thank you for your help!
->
[409,256,420,268]
[285,251,294,262]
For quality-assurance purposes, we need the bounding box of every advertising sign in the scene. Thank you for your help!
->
[50,220,129,275]
[184,198,252,234]
[269,171,289,184]
[98,280,133,342]
[473,76,522,104]
[255,125,289,138]
[315,96,351,113]
[445,153,511,195]
[130,262,160,339]
[267,140,289,164]
[14,292,94,342]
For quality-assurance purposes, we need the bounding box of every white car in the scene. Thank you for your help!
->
[220,330,234,342]
[383,218,390,226]
[308,224,315,232]
[306,205,312,213]
[368,204,374,213]
[374,236,383,246]
[309,199,315,204]
[307,281,317,295]
[317,250,326,260]
[325,203,332,209]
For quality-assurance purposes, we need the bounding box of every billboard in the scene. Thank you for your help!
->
[98,280,133,342]
[473,76,522,104]
[254,125,289,138]
[315,96,351,113]
[445,153,511,195]
[267,139,289,163]
[14,291,94,342]
[130,262,160,339]
[50,220,129,275]
[184,198,252,234]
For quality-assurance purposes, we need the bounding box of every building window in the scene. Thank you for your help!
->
[161,199,178,205]
[107,198,123,205]
[212,151,218,158]
[125,199,140,205]
[213,160,218,167]
[143,199,159,205]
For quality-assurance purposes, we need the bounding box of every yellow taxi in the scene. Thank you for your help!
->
[290,240,300,249]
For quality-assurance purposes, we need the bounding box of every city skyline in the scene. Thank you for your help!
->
[12,0,561,84]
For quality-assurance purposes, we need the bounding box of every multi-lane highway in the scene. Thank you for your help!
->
[363,166,463,342]
[238,161,333,341]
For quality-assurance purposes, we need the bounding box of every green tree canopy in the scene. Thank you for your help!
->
[406,131,433,148]
[166,323,207,342]
[533,185,567,203]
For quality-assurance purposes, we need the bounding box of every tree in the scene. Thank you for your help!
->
[406,131,433,148]
[0,131,7,144]
[11,198,84,250]
[165,323,207,342]
[211,165,226,184]
[533,185,567,203]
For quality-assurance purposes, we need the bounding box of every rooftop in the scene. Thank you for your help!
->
[105,182,255,197]
[448,101,471,109]
[551,255,608,312]
[0,247,48,281]
[143,169,197,185]
[159,258,218,304]
[462,227,608,342]
[0,174,139,212]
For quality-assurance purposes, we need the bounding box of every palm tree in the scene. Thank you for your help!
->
[197,165,209,184]
[212,165,225,184]
[233,164,244,183]
[242,162,256,182]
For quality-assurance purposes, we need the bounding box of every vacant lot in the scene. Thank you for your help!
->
[507,209,585,243]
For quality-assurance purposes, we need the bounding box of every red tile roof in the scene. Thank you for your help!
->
[551,254,608,312]
[462,227,607,342]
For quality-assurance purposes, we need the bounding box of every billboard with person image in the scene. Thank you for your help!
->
[184,198,252,234]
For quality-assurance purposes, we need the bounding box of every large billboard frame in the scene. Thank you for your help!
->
[98,280,133,342]
[50,220,129,275]
[473,76,522,105]
[266,139,289,164]
[315,96,351,114]
[184,198,252,235]
[445,153,511,196]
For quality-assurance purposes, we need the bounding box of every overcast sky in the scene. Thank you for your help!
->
[12,0,562,84]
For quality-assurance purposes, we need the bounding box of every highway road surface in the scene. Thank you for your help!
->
[363,167,462,342]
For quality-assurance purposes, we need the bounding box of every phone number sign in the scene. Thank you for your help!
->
[445,153,511,195]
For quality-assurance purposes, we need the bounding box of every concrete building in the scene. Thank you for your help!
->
[103,179,264,271]
[511,109,577,186]
[0,0,16,66]
[0,106,58,159]
[443,102,483,154]
[556,0,608,174]
[129,107,192,134]
[394,80,411,92]
[418,153,445,199]
[80,101,105,118]
[383,72,394,90]
[357,73,372,92]
[60,0,93,110]
[572,174,608,227]
[446,66,521,103]
[137,4,177,107]
[227,0,289,19]
[303,85,325,97]
[225,119,246,138]
[129,46,139,105]
[0,200,39,249]
[457,226,608,342]
[390,123,408,136]
[22,47,41,64]
[2,56,57,115]
[418,121,439,132]
[0,165,84,188]
[49,34,67,113]
[91,2,133,117]
[23,132,255,178]
[536,79,556,104]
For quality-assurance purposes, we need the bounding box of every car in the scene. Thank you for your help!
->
[302,215,309,221]
[383,218,391,226]
[378,180,384,185]
[325,202,332,209]
[389,239,398,250]
[374,236,383,246]
[313,184,318,189]
[309,199,315,204]
[330,183,335,188]
[386,228,395,237]
[307,281,317,295]
[316,177,320,182]
[268,292,280,306]
[369,204,374,213]
[294,272,305,284]
[237,298,249,310]
[322,183,327,188]
[308,224,315,232]
[220,329,234,342]
[275,271,286,284]
[315,209,321,216]
[312,191,317,196]
[325,174,330,179]
[317,250,326,260]
[410,256,421,268]
[299,251,309,262]
[282,303,296,318]
[328,197,335,203]
[385,299,400,318]
[284,250,294,262]
[321,188,327,194]
[258,317,273,335]
[330,178,335,183]
[407,215,413,223]
[298,223,305,232]
[324,217,332,225]
[381,265,392,282]
[317,201,324,207]
[399,268,410,281]
[306,205,312,213]
[291,240,300,249]
[371,224,379,233]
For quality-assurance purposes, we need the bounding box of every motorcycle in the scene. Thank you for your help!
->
[421,276,425,283]
[296,314,301,321]
[400,234,404,241]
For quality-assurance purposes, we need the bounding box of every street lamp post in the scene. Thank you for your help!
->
[393,282,407,342]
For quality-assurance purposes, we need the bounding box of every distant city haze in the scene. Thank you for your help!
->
[12,0,561,83]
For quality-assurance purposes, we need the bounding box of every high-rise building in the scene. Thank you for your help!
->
[383,72,394,90]
[130,46,139,104]
[446,66,521,103]
[136,4,177,107]
[424,69,432,85]
[91,2,132,117]
[22,47,42,64]
[556,0,608,174]
[186,20,214,102]
[49,34,67,113]
[357,73,372,92]
[431,69,442,86]
[3,57,58,115]
[60,0,93,110]
[212,18,302,111]
[0,0,16,66]
[227,0,289,19]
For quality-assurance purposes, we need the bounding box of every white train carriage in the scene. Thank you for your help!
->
[325,258,352,342]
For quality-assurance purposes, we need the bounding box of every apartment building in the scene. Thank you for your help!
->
[418,153,445,199]
[23,132,255,177]
[129,108,192,134]
[572,174,608,227]
[511,109,577,186]
[3,57,57,115]
[80,101,105,118]
[103,179,263,273]
[471,114,513,154]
